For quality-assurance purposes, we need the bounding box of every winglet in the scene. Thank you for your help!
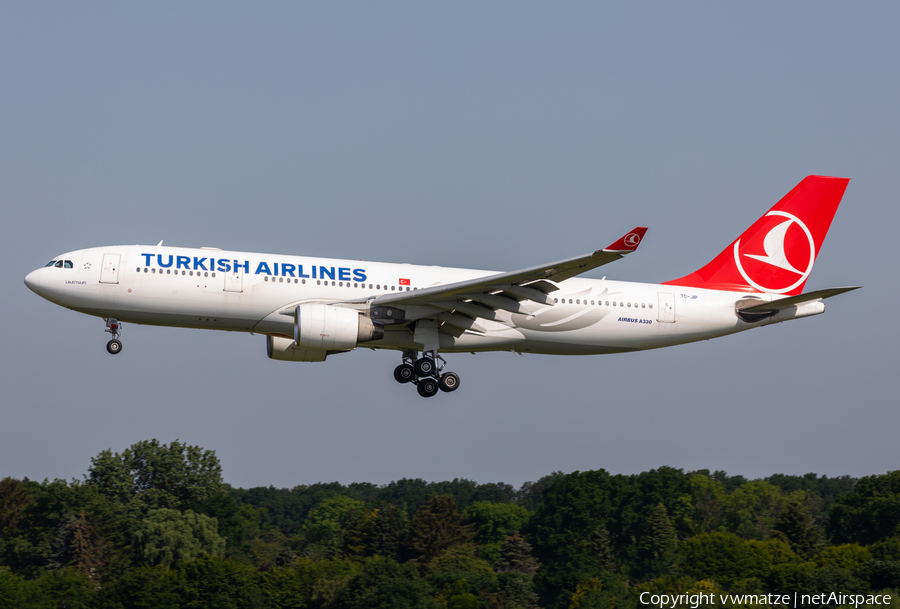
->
[604,227,648,252]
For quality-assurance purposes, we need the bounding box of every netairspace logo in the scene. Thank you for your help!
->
[639,591,893,609]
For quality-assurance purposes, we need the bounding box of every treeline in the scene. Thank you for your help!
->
[1,440,899,608]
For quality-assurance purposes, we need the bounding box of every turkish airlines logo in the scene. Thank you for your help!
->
[623,233,641,247]
[733,211,815,294]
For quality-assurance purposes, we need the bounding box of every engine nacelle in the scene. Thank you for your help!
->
[294,303,383,350]
[266,335,328,362]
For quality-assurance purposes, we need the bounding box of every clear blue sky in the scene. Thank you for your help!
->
[2,3,897,489]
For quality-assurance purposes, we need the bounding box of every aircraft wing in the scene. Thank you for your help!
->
[737,286,861,314]
[363,227,647,325]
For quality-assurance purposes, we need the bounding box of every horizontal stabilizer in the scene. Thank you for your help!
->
[738,286,860,314]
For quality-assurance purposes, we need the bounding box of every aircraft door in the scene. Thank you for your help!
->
[224,267,243,293]
[657,293,675,322]
[100,254,121,284]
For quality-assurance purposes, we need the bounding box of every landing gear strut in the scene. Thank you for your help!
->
[393,350,460,397]
[105,318,123,355]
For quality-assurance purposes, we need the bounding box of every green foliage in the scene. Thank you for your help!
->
[813,543,871,575]
[87,439,224,511]
[132,508,225,568]
[439,579,479,609]
[721,480,787,540]
[409,495,475,565]
[773,497,821,558]
[337,556,437,609]
[368,503,409,561]
[302,495,371,559]
[0,478,32,536]
[828,471,900,545]
[640,502,677,577]
[4,440,900,607]
[679,532,798,585]
[427,544,495,577]
[496,531,541,576]
[463,500,531,563]
[526,468,621,600]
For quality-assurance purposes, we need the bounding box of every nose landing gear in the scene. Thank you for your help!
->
[394,350,460,397]
[105,318,123,355]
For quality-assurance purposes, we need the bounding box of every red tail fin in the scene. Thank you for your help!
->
[664,176,850,295]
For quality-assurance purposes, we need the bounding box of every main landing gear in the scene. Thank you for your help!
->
[393,350,460,398]
[105,318,123,355]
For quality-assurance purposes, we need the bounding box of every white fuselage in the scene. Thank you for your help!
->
[24,245,821,357]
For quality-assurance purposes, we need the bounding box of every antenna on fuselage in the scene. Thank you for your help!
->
[157,240,164,246]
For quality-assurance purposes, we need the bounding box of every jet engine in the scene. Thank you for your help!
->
[293,303,383,349]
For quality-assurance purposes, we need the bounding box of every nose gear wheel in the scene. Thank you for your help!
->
[104,318,123,355]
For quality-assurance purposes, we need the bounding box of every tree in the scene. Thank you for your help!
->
[679,532,798,586]
[427,544,494,576]
[496,532,541,576]
[639,502,677,577]
[463,501,532,563]
[409,495,475,565]
[47,511,103,582]
[132,508,225,568]
[774,498,821,558]
[721,480,787,540]
[337,556,437,609]
[525,469,624,604]
[0,478,31,536]
[828,471,900,545]
[368,504,410,561]
[302,495,371,559]
[86,439,224,510]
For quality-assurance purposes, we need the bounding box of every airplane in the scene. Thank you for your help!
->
[24,175,858,398]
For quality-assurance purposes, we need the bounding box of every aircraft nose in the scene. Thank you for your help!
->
[24,269,42,293]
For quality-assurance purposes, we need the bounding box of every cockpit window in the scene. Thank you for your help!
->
[64,261,73,268]
[45,261,57,267]
[55,261,63,268]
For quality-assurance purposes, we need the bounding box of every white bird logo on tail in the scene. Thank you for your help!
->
[733,211,816,293]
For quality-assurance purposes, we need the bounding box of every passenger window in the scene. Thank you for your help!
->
[264,276,269,281]
[167,269,171,274]
[649,304,653,309]
[391,286,396,291]
[641,303,646,308]
[568,299,573,304]
[64,261,73,268]
[136,267,140,272]
[144,268,148,273]
[554,298,558,303]
[576,299,580,304]
[317,280,321,285]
